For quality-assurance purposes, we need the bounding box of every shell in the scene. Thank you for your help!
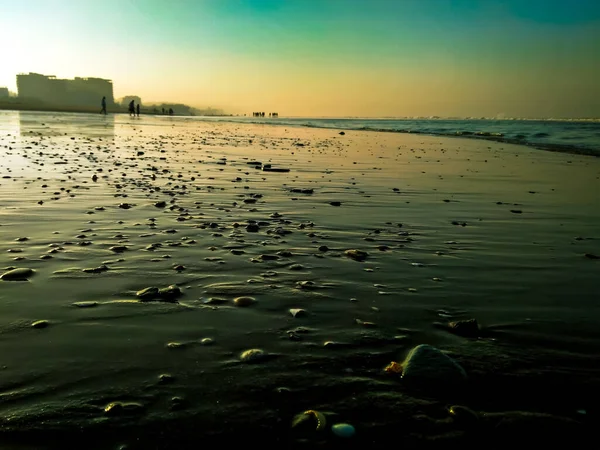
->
[384,361,403,374]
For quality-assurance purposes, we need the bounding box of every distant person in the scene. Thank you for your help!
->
[136,103,140,117]
[162,108,165,114]
[128,100,135,117]
[100,96,107,115]
[169,108,173,116]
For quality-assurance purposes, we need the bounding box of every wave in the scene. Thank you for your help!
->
[189,115,600,157]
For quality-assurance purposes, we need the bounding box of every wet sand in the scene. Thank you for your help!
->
[1,111,599,449]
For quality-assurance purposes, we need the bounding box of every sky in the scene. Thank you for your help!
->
[1,0,599,118]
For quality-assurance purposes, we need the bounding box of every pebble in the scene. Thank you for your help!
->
[448,318,480,337]
[331,423,356,438]
[73,301,99,308]
[344,249,368,261]
[290,308,307,318]
[31,320,50,329]
[159,374,175,384]
[136,285,182,302]
[240,348,269,362]
[234,296,256,307]
[400,344,467,385]
[1,267,35,281]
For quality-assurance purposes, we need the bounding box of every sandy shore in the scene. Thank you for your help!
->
[1,111,599,449]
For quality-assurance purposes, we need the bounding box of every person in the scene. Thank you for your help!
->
[100,96,107,115]
[169,108,173,115]
[136,103,140,117]
[128,100,135,117]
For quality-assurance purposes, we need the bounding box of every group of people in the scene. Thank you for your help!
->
[100,96,172,117]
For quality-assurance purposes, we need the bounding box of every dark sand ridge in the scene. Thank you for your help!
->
[0,112,599,449]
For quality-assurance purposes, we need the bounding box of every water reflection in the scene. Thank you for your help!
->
[17,110,115,139]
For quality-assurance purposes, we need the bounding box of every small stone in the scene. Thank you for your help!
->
[1,267,35,281]
[400,344,467,385]
[200,337,214,345]
[234,296,256,307]
[240,348,269,363]
[158,285,182,301]
[166,342,185,349]
[448,319,480,337]
[331,423,355,438]
[137,286,160,300]
[82,265,109,274]
[290,308,307,318]
[355,318,376,327]
[202,297,228,305]
[32,320,50,329]
[159,374,175,384]
[73,301,99,308]
[345,249,368,261]
[170,396,186,410]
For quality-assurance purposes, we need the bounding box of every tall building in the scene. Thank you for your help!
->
[0,87,9,99]
[16,73,114,108]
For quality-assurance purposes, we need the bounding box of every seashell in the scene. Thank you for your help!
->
[291,410,327,431]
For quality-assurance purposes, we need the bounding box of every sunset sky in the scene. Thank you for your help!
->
[1,0,599,118]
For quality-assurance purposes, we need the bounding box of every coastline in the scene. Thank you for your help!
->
[5,106,599,158]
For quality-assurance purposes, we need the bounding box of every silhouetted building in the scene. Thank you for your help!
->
[16,73,114,108]
[0,87,8,99]
[120,96,142,109]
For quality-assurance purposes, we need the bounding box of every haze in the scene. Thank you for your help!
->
[1,0,599,118]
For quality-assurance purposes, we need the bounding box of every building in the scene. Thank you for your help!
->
[120,96,142,108]
[0,87,8,98]
[16,73,114,108]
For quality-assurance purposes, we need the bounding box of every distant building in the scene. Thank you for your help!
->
[120,96,141,108]
[0,87,8,99]
[16,73,114,108]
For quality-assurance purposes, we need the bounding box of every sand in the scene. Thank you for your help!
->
[0,111,599,449]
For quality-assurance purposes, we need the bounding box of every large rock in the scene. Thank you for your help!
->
[401,344,467,385]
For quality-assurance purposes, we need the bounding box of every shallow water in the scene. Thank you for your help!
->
[187,115,600,156]
[0,111,599,449]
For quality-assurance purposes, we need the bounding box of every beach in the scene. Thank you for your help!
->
[1,110,599,449]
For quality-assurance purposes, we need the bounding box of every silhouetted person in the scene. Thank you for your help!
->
[136,103,140,117]
[162,108,165,114]
[128,100,135,117]
[169,108,173,115]
[100,96,107,115]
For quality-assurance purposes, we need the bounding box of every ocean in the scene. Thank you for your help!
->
[188,116,600,156]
